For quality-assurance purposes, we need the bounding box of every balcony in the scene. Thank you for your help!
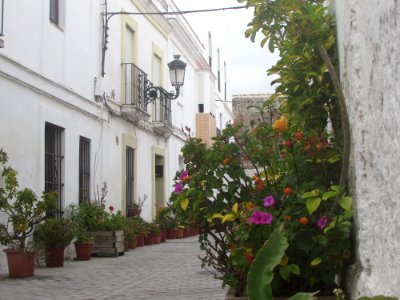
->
[151,90,173,137]
[121,63,149,122]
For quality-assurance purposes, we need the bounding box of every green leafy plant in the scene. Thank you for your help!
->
[33,218,76,249]
[0,148,57,251]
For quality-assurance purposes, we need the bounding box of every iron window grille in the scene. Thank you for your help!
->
[45,122,64,217]
[126,146,134,215]
[79,136,91,203]
[122,62,148,112]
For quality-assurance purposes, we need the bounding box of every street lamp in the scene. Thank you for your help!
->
[146,55,187,102]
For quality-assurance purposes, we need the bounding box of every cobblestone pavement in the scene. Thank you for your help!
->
[0,237,227,300]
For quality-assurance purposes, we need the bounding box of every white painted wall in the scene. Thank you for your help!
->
[335,1,400,297]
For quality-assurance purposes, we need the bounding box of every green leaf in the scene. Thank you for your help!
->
[338,196,352,211]
[301,190,320,199]
[306,197,321,214]
[247,229,289,300]
[322,190,339,200]
[279,264,300,281]
[310,257,322,266]
[288,293,314,300]
[330,185,344,193]
[179,198,189,211]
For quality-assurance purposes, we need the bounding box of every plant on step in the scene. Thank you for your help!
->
[0,148,57,251]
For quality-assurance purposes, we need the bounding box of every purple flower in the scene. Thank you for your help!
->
[317,216,329,229]
[263,195,275,208]
[179,170,189,181]
[174,182,184,194]
[248,211,273,225]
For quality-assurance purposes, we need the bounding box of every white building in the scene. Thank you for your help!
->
[0,0,232,227]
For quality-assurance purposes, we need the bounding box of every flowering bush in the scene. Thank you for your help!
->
[170,113,352,296]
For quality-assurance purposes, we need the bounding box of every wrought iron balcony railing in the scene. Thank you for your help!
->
[151,89,172,124]
[122,62,147,112]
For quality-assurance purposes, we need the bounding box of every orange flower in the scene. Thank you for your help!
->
[223,158,230,165]
[294,131,304,141]
[272,116,288,132]
[298,217,309,225]
[283,215,292,221]
[257,183,264,191]
[245,202,254,210]
[284,187,293,196]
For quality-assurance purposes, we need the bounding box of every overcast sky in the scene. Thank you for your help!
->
[173,0,279,95]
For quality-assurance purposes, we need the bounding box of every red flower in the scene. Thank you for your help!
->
[294,131,304,141]
[283,187,293,196]
[283,140,293,148]
[298,217,309,225]
[246,254,255,264]
[108,205,114,212]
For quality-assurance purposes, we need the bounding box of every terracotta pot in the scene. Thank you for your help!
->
[128,238,137,249]
[127,208,141,217]
[177,228,184,238]
[153,234,161,244]
[183,229,190,238]
[3,249,36,277]
[136,234,145,247]
[46,248,65,267]
[74,242,93,261]
[166,228,178,239]
[144,233,154,245]
[160,230,167,242]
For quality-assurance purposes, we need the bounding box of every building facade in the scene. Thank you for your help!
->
[0,0,232,235]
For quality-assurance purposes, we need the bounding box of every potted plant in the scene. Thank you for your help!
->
[129,217,147,247]
[147,223,161,244]
[0,148,56,276]
[33,217,76,267]
[156,206,173,242]
[123,219,137,250]
[64,204,94,260]
[127,194,147,217]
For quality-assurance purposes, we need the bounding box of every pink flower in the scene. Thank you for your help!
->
[317,216,329,229]
[263,195,275,208]
[174,182,184,194]
[108,205,114,212]
[179,170,189,181]
[248,211,273,225]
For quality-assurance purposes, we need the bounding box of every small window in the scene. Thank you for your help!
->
[126,146,135,214]
[45,122,64,216]
[79,137,91,203]
[49,0,59,25]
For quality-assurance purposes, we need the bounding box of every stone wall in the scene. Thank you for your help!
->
[335,1,400,297]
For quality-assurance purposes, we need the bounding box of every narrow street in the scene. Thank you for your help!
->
[0,237,226,300]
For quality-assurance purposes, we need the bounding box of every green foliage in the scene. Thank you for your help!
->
[33,217,76,248]
[147,222,161,235]
[357,297,398,300]
[0,148,57,251]
[247,228,289,300]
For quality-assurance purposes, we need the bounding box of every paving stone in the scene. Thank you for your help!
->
[0,237,227,300]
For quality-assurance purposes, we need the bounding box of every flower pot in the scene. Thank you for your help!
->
[177,228,184,238]
[166,228,178,239]
[128,238,137,249]
[160,229,167,242]
[153,234,161,244]
[127,208,141,217]
[144,233,154,245]
[74,242,93,261]
[46,248,65,267]
[183,229,190,238]
[3,249,36,277]
[136,234,145,247]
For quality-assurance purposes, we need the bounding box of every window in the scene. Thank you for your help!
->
[126,146,135,214]
[0,0,4,36]
[45,122,64,216]
[49,0,59,25]
[224,61,227,101]
[79,137,91,203]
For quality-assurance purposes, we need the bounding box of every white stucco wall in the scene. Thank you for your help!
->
[335,1,400,297]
